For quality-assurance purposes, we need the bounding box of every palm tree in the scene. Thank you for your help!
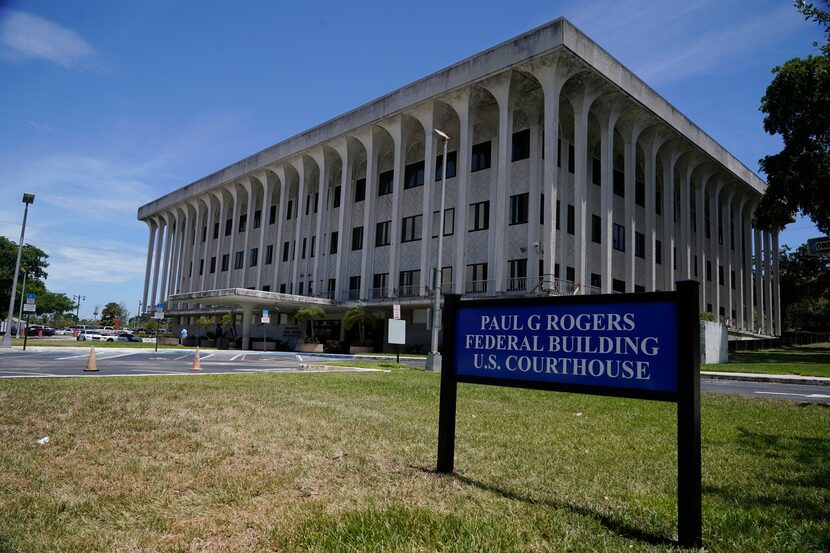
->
[341,305,377,344]
[292,306,326,342]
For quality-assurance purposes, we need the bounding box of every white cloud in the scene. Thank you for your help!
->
[45,244,147,286]
[0,9,105,71]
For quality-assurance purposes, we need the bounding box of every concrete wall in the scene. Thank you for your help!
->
[700,320,728,364]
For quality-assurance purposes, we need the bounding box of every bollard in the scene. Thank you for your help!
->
[84,347,98,372]
[191,347,202,371]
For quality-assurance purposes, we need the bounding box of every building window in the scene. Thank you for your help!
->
[635,284,645,293]
[202,226,207,243]
[305,194,310,216]
[469,201,489,231]
[706,260,712,282]
[613,223,625,251]
[568,143,575,174]
[328,278,336,296]
[557,138,561,168]
[225,218,232,236]
[435,151,457,180]
[234,251,244,270]
[591,273,601,289]
[404,161,425,189]
[540,194,545,225]
[512,129,530,161]
[269,204,277,225]
[612,279,626,293]
[718,265,724,286]
[635,232,645,258]
[310,236,316,258]
[399,270,420,296]
[656,240,662,265]
[333,186,341,208]
[253,209,261,229]
[301,237,307,259]
[401,215,422,242]
[656,181,662,215]
[556,200,560,230]
[613,168,624,197]
[330,231,338,254]
[567,204,575,235]
[635,179,645,207]
[238,213,247,233]
[471,141,491,172]
[566,266,575,283]
[432,207,455,237]
[354,178,366,202]
[221,253,229,272]
[262,285,270,292]
[349,275,361,295]
[210,256,216,274]
[465,263,488,293]
[372,272,388,293]
[213,222,219,240]
[375,221,391,246]
[313,192,319,213]
[591,214,601,244]
[731,269,736,290]
[507,258,527,291]
[694,255,699,277]
[282,241,290,262]
[265,245,273,265]
[352,226,364,251]
[280,283,287,294]
[378,170,394,196]
[249,248,258,267]
[509,193,529,225]
[286,200,294,220]
[592,157,601,186]
[298,282,304,296]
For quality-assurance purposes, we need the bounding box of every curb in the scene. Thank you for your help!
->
[701,371,830,386]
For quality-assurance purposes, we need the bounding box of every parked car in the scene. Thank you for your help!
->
[26,325,54,337]
[116,333,142,342]
[77,329,104,341]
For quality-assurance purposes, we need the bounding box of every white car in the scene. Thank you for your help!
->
[77,329,104,341]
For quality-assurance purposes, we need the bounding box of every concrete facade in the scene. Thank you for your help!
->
[137,18,781,349]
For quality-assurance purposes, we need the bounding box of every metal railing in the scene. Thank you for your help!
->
[465,280,490,295]
[398,284,420,298]
[345,289,361,301]
[370,287,388,300]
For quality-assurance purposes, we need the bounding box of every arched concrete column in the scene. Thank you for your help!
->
[526,53,583,285]
[241,304,254,350]
[254,170,275,290]
[764,229,773,335]
[199,193,215,292]
[694,170,716,309]
[270,165,289,294]
[168,207,184,298]
[709,178,725,317]
[159,211,174,302]
[150,215,165,309]
[618,115,649,292]
[142,218,157,313]
[772,229,781,335]
[351,129,381,299]
[175,203,194,296]
[743,201,756,331]
[329,139,353,301]
[443,90,472,295]
[641,127,670,292]
[210,189,226,291]
[308,149,329,296]
[377,116,407,298]
[239,177,255,288]
[411,104,437,296]
[753,223,764,333]
[721,187,736,325]
[224,182,241,289]
[677,154,702,281]
[734,194,749,329]
[186,198,203,293]
[592,98,623,293]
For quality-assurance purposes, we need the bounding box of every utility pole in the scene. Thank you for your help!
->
[2,193,35,348]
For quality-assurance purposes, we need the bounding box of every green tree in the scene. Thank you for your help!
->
[341,305,377,344]
[0,237,49,314]
[778,244,830,329]
[36,292,75,319]
[756,1,830,233]
[292,306,326,342]
[101,302,122,324]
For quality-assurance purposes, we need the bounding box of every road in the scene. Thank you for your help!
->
[0,348,827,404]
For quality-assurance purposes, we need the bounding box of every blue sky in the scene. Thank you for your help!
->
[0,0,824,319]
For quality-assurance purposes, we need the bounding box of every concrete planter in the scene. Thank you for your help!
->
[157,337,180,346]
[700,321,728,364]
[349,345,375,354]
[252,340,277,351]
[297,343,324,353]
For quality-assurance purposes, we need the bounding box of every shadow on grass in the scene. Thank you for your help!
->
[412,465,675,547]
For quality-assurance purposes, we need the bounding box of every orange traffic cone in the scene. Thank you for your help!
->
[84,347,98,372]
[191,347,202,371]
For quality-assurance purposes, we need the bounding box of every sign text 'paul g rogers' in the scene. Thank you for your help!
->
[454,300,678,394]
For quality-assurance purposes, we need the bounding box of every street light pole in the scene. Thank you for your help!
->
[16,269,27,338]
[2,193,35,349]
[426,129,450,373]
[73,294,85,323]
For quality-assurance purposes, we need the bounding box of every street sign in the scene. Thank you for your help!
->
[26,293,36,302]
[806,236,830,256]
[23,303,36,313]
[261,316,271,324]
[393,304,401,320]
[156,303,164,309]
[387,319,406,344]
[263,309,269,316]
[154,311,164,320]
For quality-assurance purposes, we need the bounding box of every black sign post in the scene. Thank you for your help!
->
[436,281,701,548]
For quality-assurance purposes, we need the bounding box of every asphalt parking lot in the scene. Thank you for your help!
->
[0,348,393,378]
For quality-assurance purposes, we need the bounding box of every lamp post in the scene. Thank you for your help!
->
[426,129,450,373]
[73,294,85,323]
[2,193,35,348]
[16,268,28,338]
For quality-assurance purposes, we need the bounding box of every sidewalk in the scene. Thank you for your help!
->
[701,370,830,386]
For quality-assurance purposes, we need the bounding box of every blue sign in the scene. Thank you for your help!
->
[454,299,678,394]
[156,303,164,309]
[263,309,269,316]
[26,293,36,302]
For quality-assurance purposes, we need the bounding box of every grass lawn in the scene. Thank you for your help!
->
[710,342,830,378]
[0,371,827,552]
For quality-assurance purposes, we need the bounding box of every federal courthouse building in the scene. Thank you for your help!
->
[138,18,781,350]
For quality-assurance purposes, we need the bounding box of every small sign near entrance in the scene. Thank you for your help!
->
[154,311,164,320]
[23,303,36,313]
[387,319,406,344]
[806,236,830,256]
[393,304,401,320]
[26,293,36,302]
[261,316,270,324]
